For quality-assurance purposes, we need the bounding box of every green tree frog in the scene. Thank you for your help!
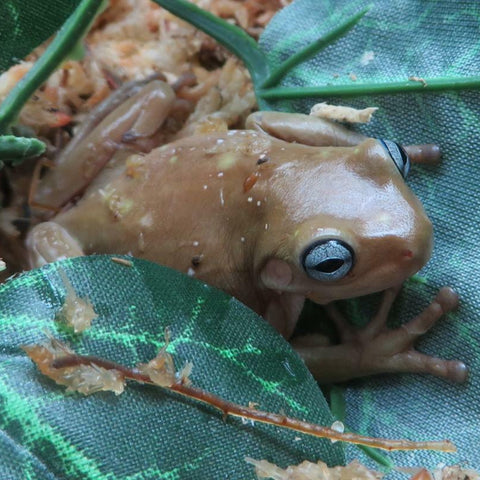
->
[26,80,467,383]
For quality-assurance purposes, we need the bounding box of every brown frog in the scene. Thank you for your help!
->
[26,80,467,383]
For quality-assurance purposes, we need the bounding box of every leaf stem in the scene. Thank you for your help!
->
[261,6,370,89]
[151,0,269,85]
[260,76,480,100]
[0,0,106,133]
[52,353,456,453]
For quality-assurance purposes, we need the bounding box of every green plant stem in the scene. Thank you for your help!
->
[260,75,480,99]
[152,0,269,85]
[0,0,106,134]
[0,135,45,162]
[261,6,370,89]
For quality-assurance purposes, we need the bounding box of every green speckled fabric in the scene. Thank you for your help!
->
[260,0,480,471]
[0,0,74,73]
[0,256,343,479]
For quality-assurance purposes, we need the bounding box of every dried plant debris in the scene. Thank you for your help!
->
[22,332,456,453]
[245,458,382,480]
[22,332,190,395]
[309,102,377,123]
[55,271,98,333]
[247,460,480,480]
[407,466,480,480]
[111,257,134,267]
[408,76,428,87]
[136,330,193,387]
[22,334,125,395]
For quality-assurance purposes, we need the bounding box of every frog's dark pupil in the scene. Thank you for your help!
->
[315,258,344,273]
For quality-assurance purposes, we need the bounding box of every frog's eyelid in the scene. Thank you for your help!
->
[378,139,411,179]
[301,239,354,282]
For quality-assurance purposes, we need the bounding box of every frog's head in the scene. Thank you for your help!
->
[257,138,433,304]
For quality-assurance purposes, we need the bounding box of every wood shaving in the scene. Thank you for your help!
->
[360,51,375,66]
[408,76,428,87]
[432,465,480,480]
[245,458,382,480]
[136,330,192,387]
[309,103,377,123]
[56,271,98,333]
[22,336,126,395]
[111,257,133,267]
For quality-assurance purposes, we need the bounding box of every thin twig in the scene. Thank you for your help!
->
[52,354,456,453]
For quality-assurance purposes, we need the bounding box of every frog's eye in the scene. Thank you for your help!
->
[301,239,354,282]
[378,139,411,178]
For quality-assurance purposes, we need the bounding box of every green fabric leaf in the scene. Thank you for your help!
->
[260,0,480,470]
[0,255,344,479]
[0,1,76,74]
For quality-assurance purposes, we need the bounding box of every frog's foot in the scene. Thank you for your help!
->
[293,287,467,383]
[26,221,84,268]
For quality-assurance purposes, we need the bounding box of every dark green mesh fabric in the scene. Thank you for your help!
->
[0,1,74,73]
[0,256,343,479]
[259,0,480,470]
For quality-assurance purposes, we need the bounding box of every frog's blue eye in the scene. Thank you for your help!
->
[301,240,354,282]
[378,139,411,178]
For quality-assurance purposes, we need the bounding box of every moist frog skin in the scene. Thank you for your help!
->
[26,80,467,383]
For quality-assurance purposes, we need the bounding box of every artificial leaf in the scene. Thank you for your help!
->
[0,1,76,74]
[260,0,480,470]
[0,255,344,479]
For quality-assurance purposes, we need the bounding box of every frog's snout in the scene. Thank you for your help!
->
[402,214,433,272]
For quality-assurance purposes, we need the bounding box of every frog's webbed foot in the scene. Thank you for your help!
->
[293,287,467,383]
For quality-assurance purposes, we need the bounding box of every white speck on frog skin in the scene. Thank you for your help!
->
[139,213,153,228]
[247,197,253,203]
[219,188,225,207]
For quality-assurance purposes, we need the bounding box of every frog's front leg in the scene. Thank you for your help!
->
[246,111,366,147]
[32,80,176,211]
[246,111,440,164]
[292,287,468,383]
[27,221,84,267]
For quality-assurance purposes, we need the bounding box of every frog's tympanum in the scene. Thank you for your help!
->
[26,80,467,383]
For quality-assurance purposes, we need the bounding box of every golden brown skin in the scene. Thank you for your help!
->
[27,81,467,383]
